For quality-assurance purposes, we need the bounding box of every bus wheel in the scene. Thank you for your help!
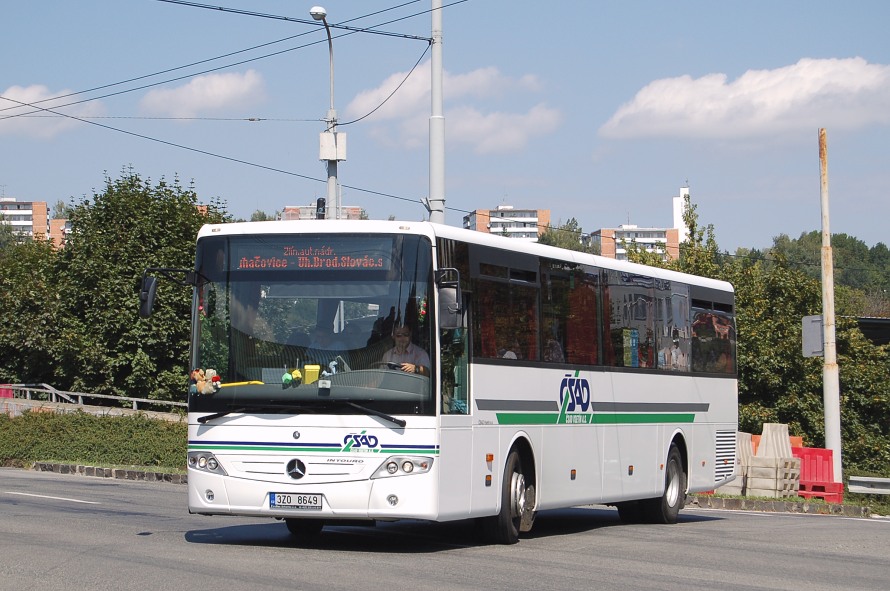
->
[483,450,527,544]
[285,518,324,537]
[642,444,686,524]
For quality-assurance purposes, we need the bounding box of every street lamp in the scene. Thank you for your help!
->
[310,6,345,219]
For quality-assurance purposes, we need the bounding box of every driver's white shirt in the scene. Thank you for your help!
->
[382,342,430,369]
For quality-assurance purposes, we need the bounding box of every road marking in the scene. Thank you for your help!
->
[4,491,100,504]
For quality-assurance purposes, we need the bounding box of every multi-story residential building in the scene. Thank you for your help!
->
[592,225,680,261]
[280,203,364,221]
[0,197,49,241]
[49,218,71,248]
[462,205,550,241]
[591,186,690,261]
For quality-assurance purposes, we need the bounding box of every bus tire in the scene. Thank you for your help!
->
[285,518,325,537]
[482,450,527,544]
[642,444,686,524]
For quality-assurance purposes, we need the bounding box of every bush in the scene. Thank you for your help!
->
[0,410,186,471]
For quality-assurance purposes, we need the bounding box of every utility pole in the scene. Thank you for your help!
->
[819,128,842,483]
[427,0,446,224]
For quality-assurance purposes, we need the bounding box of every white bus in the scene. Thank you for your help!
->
[141,220,737,544]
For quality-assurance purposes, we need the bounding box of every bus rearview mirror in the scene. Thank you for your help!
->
[139,275,158,318]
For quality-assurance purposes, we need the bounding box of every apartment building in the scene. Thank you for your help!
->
[591,186,690,261]
[462,205,550,241]
[0,197,49,242]
[280,203,365,221]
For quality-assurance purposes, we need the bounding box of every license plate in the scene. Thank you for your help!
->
[269,492,323,510]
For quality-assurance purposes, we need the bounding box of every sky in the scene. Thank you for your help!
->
[2,0,890,252]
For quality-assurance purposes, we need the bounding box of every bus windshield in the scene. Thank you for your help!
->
[190,233,435,417]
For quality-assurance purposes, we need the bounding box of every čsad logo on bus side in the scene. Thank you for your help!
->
[559,371,591,424]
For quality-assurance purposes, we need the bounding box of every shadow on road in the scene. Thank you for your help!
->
[184,505,723,551]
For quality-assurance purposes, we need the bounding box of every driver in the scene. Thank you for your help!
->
[382,324,430,376]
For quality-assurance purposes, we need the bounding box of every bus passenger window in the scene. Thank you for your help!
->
[472,279,538,362]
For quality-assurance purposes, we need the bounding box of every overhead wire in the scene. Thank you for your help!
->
[0,0,469,212]
[153,0,432,40]
[0,1,440,120]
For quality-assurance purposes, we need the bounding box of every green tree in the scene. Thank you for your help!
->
[538,218,596,253]
[52,199,73,220]
[0,221,16,249]
[724,255,823,435]
[0,239,64,383]
[56,171,228,400]
[770,231,890,314]
[250,210,276,222]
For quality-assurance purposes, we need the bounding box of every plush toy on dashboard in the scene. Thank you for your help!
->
[202,369,221,395]
[189,368,205,394]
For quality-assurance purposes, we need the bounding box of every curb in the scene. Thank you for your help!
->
[31,461,187,484]
[687,494,871,518]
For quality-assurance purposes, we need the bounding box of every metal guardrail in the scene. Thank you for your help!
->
[2,383,187,412]
[848,475,890,495]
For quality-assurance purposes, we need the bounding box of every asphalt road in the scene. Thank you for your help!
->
[1,468,888,591]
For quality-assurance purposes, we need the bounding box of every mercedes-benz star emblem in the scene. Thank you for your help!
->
[286,459,307,480]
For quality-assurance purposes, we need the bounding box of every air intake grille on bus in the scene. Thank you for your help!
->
[714,430,737,482]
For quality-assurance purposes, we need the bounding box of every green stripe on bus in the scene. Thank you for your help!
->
[189,445,341,452]
[495,413,696,425]
[588,413,696,424]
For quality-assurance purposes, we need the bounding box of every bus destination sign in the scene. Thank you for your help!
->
[231,237,394,272]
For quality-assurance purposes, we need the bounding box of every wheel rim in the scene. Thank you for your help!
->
[665,459,680,507]
[510,471,526,519]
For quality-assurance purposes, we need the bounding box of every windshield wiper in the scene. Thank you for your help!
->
[197,401,406,428]
[343,401,407,428]
[196,403,311,424]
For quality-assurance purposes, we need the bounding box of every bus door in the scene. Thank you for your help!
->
[436,293,473,520]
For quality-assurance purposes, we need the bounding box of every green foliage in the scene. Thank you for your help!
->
[51,199,73,220]
[724,255,824,436]
[55,170,229,399]
[538,218,597,253]
[0,221,17,249]
[0,169,229,400]
[0,240,65,383]
[0,410,186,470]
[250,209,276,222]
[771,231,890,315]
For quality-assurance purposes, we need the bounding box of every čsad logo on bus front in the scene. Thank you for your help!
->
[342,431,380,451]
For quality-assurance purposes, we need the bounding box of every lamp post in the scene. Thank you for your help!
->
[310,6,345,219]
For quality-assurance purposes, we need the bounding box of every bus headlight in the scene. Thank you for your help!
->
[188,451,228,475]
[372,456,434,479]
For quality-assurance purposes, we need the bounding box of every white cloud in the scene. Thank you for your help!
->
[0,84,105,139]
[447,104,562,154]
[599,57,890,139]
[139,70,265,118]
[345,62,560,154]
